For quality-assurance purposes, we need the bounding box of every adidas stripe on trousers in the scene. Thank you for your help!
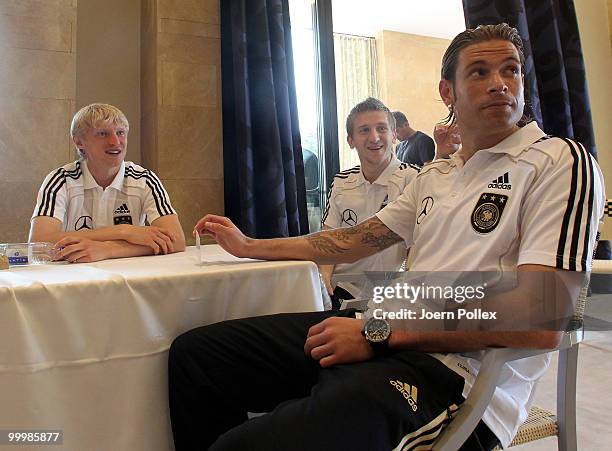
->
[168,310,499,451]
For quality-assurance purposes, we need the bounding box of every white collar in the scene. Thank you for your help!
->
[82,160,126,192]
[351,156,402,187]
[478,121,547,157]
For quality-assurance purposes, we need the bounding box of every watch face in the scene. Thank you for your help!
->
[365,318,391,343]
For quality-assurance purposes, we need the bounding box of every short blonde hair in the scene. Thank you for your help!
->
[70,103,129,139]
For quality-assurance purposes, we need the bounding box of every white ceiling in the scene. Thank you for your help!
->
[331,0,466,39]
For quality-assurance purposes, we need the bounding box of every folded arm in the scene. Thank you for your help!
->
[30,214,185,263]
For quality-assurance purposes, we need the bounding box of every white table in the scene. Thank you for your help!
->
[0,246,323,450]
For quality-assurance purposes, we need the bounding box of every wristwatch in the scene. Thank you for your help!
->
[362,317,392,356]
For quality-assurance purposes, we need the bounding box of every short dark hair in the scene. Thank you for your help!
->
[392,111,408,128]
[346,97,395,136]
[440,23,526,125]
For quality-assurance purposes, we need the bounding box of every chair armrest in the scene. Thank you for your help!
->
[434,327,584,449]
[432,346,553,451]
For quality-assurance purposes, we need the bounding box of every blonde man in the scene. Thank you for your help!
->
[30,103,185,263]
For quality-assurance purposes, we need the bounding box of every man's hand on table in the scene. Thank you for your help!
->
[194,214,251,257]
[53,237,116,263]
[304,317,373,367]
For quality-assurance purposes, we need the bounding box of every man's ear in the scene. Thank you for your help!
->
[347,134,355,149]
[439,79,454,108]
[73,136,86,156]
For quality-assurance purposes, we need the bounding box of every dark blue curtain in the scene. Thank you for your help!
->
[463,0,597,157]
[221,0,309,238]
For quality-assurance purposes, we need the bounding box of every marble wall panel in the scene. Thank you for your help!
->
[140,110,157,171]
[141,0,159,123]
[140,0,224,228]
[158,0,219,24]
[158,32,221,66]
[0,180,40,243]
[161,61,217,107]
[0,47,75,99]
[0,0,76,242]
[160,18,219,38]
[162,178,224,245]
[157,106,222,180]
[0,97,73,182]
[0,0,75,19]
[0,13,73,52]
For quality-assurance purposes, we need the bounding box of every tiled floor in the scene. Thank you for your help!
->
[513,293,612,450]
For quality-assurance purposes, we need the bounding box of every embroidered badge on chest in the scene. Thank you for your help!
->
[471,193,508,234]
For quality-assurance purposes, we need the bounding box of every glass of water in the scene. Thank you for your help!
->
[28,242,55,265]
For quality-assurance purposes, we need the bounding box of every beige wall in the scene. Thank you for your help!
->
[575,0,612,239]
[141,0,223,245]
[609,0,612,50]
[0,0,77,243]
[76,0,141,163]
[377,30,450,136]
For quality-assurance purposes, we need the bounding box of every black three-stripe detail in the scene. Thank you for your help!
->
[37,162,82,217]
[534,135,552,144]
[556,138,593,271]
[394,403,459,450]
[577,141,595,271]
[321,180,335,224]
[338,165,360,175]
[125,167,174,216]
[334,166,361,180]
[399,162,421,172]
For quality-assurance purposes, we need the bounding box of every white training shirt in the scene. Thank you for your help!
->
[322,157,419,297]
[32,160,176,231]
[376,121,605,447]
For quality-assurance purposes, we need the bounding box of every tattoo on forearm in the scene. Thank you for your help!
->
[306,218,402,256]
[306,234,349,254]
[361,229,402,250]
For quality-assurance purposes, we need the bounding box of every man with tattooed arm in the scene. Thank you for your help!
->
[168,24,604,451]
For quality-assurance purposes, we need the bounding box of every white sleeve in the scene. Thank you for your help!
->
[142,170,176,223]
[518,139,604,271]
[321,179,342,229]
[32,169,68,224]
[376,179,418,246]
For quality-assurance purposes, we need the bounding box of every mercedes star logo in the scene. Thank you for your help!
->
[417,197,434,224]
[342,209,358,226]
[75,215,93,230]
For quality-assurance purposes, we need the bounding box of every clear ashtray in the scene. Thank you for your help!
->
[0,242,56,266]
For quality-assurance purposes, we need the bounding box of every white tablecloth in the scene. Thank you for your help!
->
[0,246,323,450]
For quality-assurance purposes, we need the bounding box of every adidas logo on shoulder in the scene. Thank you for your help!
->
[488,172,511,190]
[390,380,418,411]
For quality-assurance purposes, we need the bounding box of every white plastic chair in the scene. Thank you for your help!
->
[432,283,588,451]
